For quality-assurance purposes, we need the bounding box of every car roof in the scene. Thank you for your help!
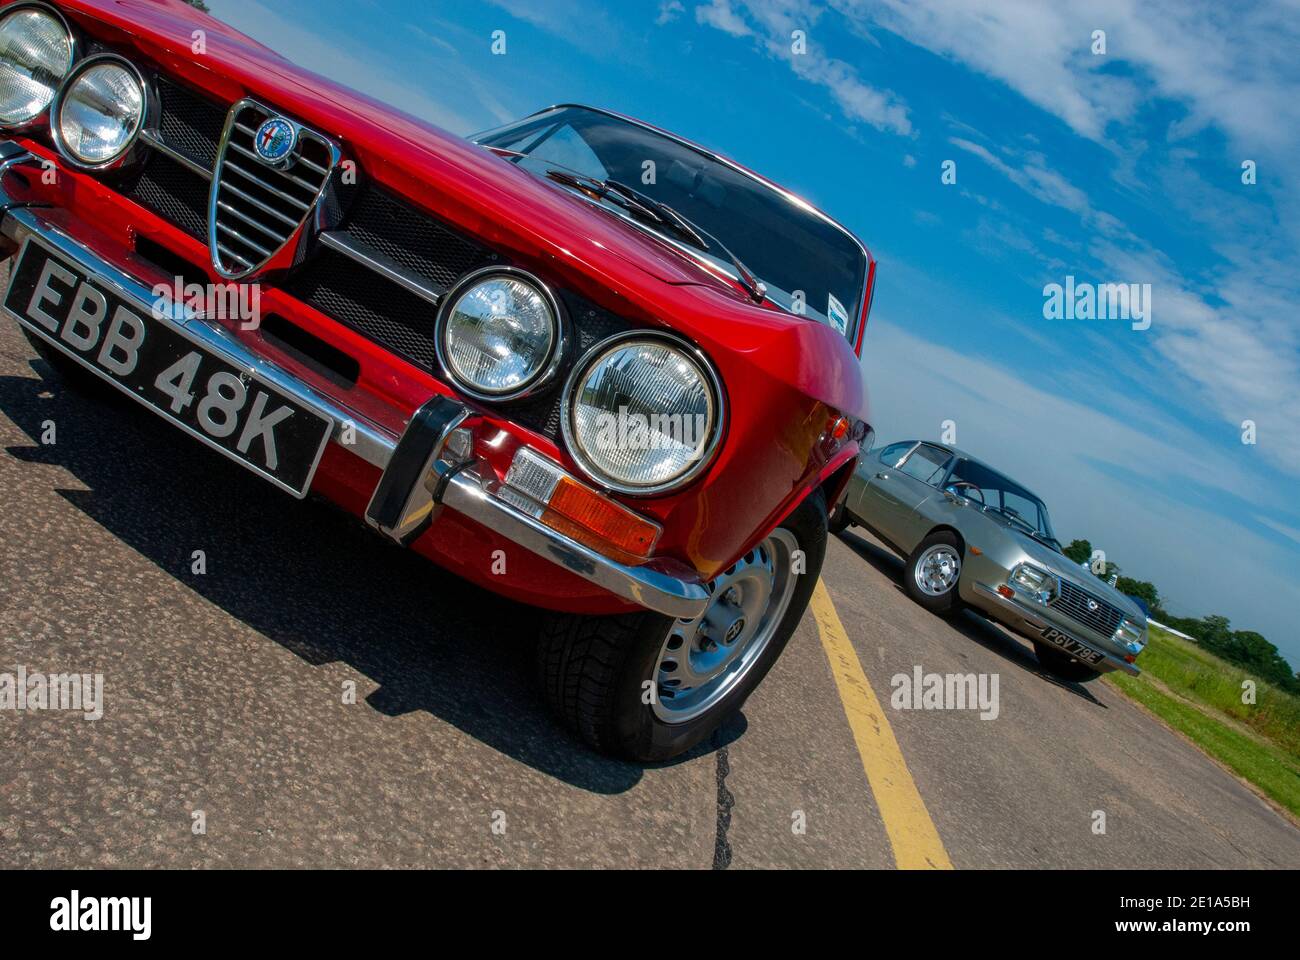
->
[895,441,1047,502]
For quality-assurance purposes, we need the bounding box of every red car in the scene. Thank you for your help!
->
[0,0,874,760]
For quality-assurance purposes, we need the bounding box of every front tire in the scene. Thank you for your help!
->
[537,491,828,762]
[1033,642,1102,683]
[828,500,851,534]
[903,530,963,615]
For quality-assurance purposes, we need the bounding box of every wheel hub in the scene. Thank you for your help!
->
[653,528,801,723]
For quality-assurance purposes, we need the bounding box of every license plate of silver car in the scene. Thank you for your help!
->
[1039,627,1106,665]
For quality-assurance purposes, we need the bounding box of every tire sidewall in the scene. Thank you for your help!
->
[610,491,829,762]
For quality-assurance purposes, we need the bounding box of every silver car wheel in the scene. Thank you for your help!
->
[653,528,800,724]
[914,544,960,596]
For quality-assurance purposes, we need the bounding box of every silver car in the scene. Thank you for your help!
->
[832,441,1147,682]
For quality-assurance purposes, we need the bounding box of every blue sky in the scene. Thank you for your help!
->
[204,0,1300,664]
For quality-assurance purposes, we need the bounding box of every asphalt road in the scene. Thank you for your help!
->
[1,304,1297,869]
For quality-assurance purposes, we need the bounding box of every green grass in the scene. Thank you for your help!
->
[1106,625,1300,818]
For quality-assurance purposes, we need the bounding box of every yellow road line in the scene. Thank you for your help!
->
[811,579,953,869]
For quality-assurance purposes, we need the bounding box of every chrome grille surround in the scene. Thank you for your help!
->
[1050,578,1124,638]
[207,98,339,279]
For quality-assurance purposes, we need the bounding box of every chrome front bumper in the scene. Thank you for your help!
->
[970,581,1139,676]
[0,149,709,618]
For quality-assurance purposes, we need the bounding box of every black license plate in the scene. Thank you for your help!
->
[4,238,333,497]
[1039,626,1106,665]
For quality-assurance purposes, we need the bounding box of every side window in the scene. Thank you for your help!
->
[878,442,914,467]
[897,445,951,486]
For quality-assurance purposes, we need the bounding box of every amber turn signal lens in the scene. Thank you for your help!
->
[544,476,660,559]
[997,585,1015,599]
[504,446,662,561]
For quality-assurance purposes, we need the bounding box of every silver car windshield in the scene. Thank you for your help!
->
[474,106,868,343]
[946,458,1059,546]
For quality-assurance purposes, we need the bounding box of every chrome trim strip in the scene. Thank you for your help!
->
[318,231,444,305]
[137,130,213,180]
[0,198,395,471]
[971,582,1139,676]
[442,465,709,618]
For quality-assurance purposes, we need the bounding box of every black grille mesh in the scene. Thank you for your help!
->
[283,248,441,369]
[344,186,498,290]
[122,151,210,240]
[154,75,226,170]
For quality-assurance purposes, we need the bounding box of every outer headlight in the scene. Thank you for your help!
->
[563,333,723,495]
[1114,617,1146,654]
[0,4,73,127]
[52,56,145,168]
[1009,563,1058,603]
[436,268,562,400]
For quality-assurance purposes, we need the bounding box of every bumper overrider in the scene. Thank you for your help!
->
[0,146,709,619]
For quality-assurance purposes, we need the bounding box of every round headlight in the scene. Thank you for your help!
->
[563,334,723,495]
[0,5,73,126]
[53,57,144,167]
[437,270,561,400]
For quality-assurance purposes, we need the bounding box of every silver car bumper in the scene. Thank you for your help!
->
[970,581,1140,676]
[0,148,709,619]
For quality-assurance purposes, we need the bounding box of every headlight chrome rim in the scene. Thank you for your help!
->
[49,52,150,171]
[434,265,567,402]
[561,330,726,497]
[0,1,76,131]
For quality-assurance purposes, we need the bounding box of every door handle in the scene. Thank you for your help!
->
[875,472,888,479]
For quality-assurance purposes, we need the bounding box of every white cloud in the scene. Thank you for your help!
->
[693,0,913,134]
[695,0,754,36]
[656,0,686,25]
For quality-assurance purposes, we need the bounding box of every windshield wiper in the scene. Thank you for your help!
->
[605,180,767,304]
[544,168,767,304]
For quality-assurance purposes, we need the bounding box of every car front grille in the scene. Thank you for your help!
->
[115,68,635,442]
[1051,580,1124,637]
[210,101,334,275]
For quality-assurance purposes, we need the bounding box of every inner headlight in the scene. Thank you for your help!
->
[437,270,560,399]
[563,334,722,494]
[54,57,144,166]
[0,5,73,126]
[1009,563,1058,603]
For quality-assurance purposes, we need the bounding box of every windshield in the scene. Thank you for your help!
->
[474,106,868,342]
[945,459,1059,547]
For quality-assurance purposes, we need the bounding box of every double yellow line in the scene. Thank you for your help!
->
[811,579,953,869]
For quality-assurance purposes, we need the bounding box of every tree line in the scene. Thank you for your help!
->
[1062,539,1299,695]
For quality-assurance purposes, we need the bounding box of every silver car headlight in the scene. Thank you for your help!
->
[436,269,562,400]
[0,4,73,127]
[563,333,723,495]
[53,56,145,167]
[1009,563,1058,603]
[1114,617,1146,653]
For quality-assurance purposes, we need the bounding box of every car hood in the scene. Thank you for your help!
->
[1010,532,1145,621]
